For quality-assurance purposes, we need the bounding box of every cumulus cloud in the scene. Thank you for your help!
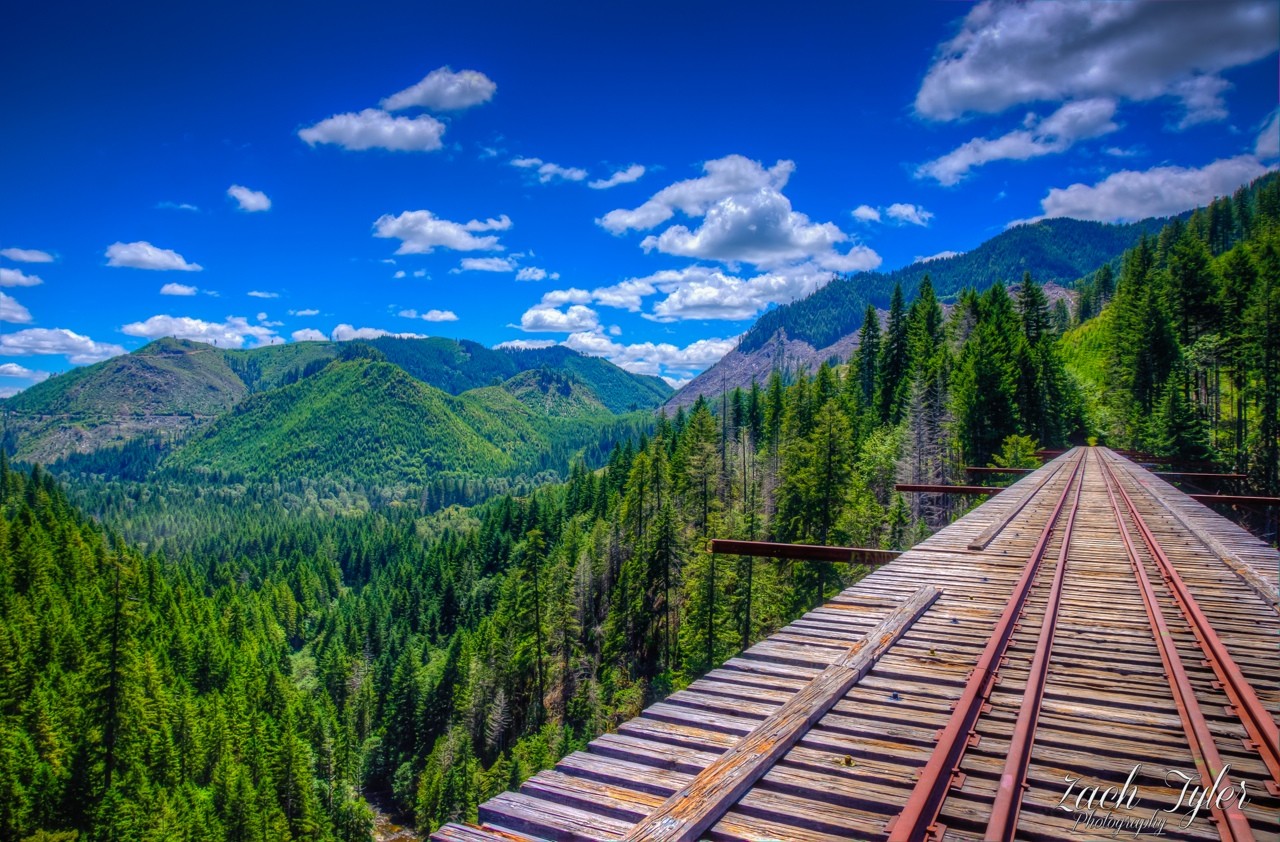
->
[299,109,446,152]
[580,264,842,323]
[511,157,588,183]
[227,184,271,212]
[0,363,50,382]
[0,293,33,324]
[292,328,328,342]
[121,315,282,348]
[515,266,559,282]
[0,328,125,363]
[1257,112,1279,160]
[248,290,279,299]
[561,330,737,380]
[519,303,600,333]
[398,308,458,322]
[374,210,511,254]
[106,241,202,271]
[1026,154,1272,224]
[589,164,646,190]
[916,0,1278,127]
[852,205,881,222]
[0,268,42,287]
[456,256,516,272]
[381,67,496,111]
[917,99,1120,185]
[494,339,555,350]
[160,283,198,296]
[602,155,880,272]
[289,308,320,317]
[330,324,426,341]
[1,248,53,263]
[393,270,407,279]
[599,155,794,234]
[885,203,936,226]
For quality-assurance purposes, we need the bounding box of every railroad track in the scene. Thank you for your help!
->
[436,448,1280,842]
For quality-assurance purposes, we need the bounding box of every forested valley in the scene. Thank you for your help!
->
[1,174,1276,842]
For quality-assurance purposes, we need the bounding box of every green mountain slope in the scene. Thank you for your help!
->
[166,360,515,483]
[739,216,1169,354]
[467,369,610,418]
[359,336,671,411]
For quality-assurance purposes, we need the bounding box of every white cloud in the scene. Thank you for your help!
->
[1,248,53,263]
[0,328,125,363]
[156,201,199,212]
[0,268,42,287]
[0,363,50,382]
[519,303,600,333]
[916,250,964,263]
[106,241,202,271]
[885,203,936,227]
[227,184,271,212]
[289,308,320,317]
[330,324,426,341]
[0,293,33,324]
[852,205,881,222]
[374,209,511,254]
[603,155,880,272]
[121,315,282,348]
[599,154,794,234]
[413,269,428,278]
[916,0,1278,127]
[583,264,842,323]
[397,308,454,321]
[511,157,588,183]
[561,330,737,379]
[299,108,446,152]
[494,339,555,350]
[247,290,279,299]
[540,288,592,306]
[457,256,516,272]
[917,99,1120,185]
[515,266,558,281]
[292,328,328,342]
[589,164,646,190]
[1257,112,1279,160]
[1027,154,1272,224]
[381,66,496,111]
[160,282,198,296]
[393,270,407,279]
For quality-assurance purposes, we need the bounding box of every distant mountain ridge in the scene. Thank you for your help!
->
[2,336,671,470]
[669,216,1170,408]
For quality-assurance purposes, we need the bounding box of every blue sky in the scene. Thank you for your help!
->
[1,0,1276,392]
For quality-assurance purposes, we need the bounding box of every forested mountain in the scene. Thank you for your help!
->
[1061,174,1280,492]
[357,338,670,413]
[164,359,648,488]
[2,338,669,467]
[671,215,1170,408]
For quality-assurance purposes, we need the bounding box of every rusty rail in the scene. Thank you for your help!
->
[1189,493,1280,507]
[984,449,1087,841]
[1101,454,1280,799]
[887,450,1087,842]
[707,538,900,565]
[1098,452,1257,839]
[894,484,1002,496]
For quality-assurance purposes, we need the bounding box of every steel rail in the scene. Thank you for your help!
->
[886,449,1088,842]
[1101,452,1280,799]
[1099,452,1256,841]
[983,450,1087,842]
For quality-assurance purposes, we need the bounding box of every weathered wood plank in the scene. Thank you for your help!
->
[621,585,940,842]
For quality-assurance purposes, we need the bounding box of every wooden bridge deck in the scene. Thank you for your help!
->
[434,448,1280,842]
